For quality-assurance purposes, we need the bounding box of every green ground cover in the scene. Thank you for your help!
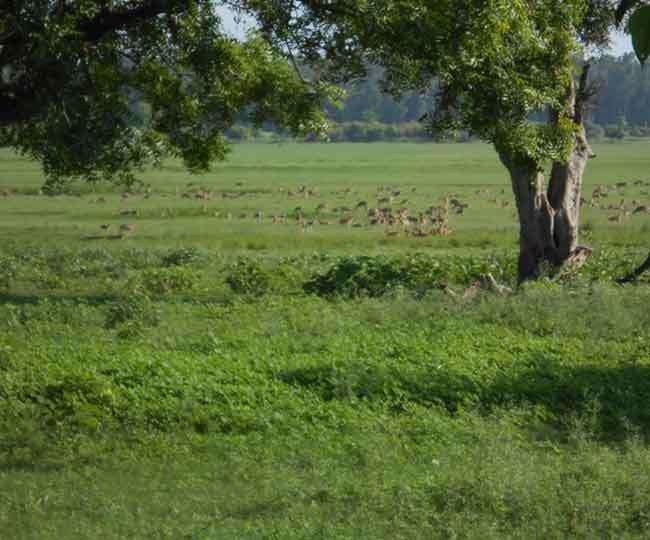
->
[1,142,650,538]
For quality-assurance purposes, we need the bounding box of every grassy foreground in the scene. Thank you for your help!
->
[1,246,650,539]
[1,142,650,538]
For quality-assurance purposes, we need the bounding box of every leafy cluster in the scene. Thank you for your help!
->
[0,1,334,186]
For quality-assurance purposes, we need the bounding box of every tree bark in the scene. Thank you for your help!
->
[499,153,558,282]
[500,74,594,283]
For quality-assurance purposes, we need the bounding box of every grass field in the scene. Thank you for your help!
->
[1,141,650,539]
[1,141,649,252]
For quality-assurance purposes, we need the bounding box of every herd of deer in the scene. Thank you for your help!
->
[586,180,650,223]
[3,178,649,240]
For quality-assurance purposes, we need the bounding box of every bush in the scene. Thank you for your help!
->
[604,124,626,140]
[161,247,205,267]
[138,267,202,295]
[629,125,648,138]
[342,122,367,142]
[105,293,160,337]
[365,123,386,142]
[225,259,274,296]
[585,122,605,141]
[304,254,518,299]
[0,256,17,291]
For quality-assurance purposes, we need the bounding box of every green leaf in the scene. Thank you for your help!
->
[629,6,650,66]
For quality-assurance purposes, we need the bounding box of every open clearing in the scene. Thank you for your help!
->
[1,141,650,539]
[1,141,649,251]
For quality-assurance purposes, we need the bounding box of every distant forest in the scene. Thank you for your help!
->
[219,54,650,142]
[321,54,650,127]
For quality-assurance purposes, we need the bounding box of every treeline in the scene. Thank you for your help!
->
[229,53,650,142]
[228,120,650,144]
[132,53,650,143]
[320,55,650,128]
[589,54,650,126]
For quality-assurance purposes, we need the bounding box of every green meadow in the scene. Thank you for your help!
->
[1,141,649,251]
[1,141,650,539]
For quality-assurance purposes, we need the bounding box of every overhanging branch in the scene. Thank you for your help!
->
[78,0,190,42]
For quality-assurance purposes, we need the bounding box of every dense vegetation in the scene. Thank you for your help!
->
[2,245,650,539]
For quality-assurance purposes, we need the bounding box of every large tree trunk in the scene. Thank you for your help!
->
[499,72,595,283]
[498,154,560,281]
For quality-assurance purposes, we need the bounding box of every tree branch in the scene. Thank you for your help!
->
[78,0,190,42]
[617,252,650,283]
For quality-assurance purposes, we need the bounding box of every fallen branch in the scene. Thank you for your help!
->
[617,252,650,284]
[439,273,513,300]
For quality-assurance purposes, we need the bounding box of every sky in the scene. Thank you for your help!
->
[218,7,635,57]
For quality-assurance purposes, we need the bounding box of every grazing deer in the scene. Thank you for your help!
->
[339,216,354,227]
[119,224,136,238]
[608,214,623,223]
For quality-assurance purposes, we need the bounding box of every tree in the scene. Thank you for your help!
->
[0,1,334,189]
[245,0,616,282]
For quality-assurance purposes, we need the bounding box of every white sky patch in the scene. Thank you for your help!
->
[217,6,255,40]
[611,31,634,56]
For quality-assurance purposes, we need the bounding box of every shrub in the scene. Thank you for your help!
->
[304,254,518,298]
[0,256,17,291]
[226,259,273,296]
[138,267,202,295]
[585,122,605,141]
[161,247,205,267]
[105,293,160,337]
[604,124,626,140]
[365,123,385,142]
[343,122,368,142]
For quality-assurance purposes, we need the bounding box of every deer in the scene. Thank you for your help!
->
[119,224,136,238]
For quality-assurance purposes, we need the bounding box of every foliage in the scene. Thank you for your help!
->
[2,241,650,537]
[136,267,203,295]
[304,254,517,298]
[0,1,336,186]
[104,292,161,337]
[225,259,272,296]
[161,247,207,267]
[250,0,598,164]
[0,255,17,290]
[225,258,305,296]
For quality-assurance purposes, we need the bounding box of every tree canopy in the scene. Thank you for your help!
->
[0,1,335,188]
